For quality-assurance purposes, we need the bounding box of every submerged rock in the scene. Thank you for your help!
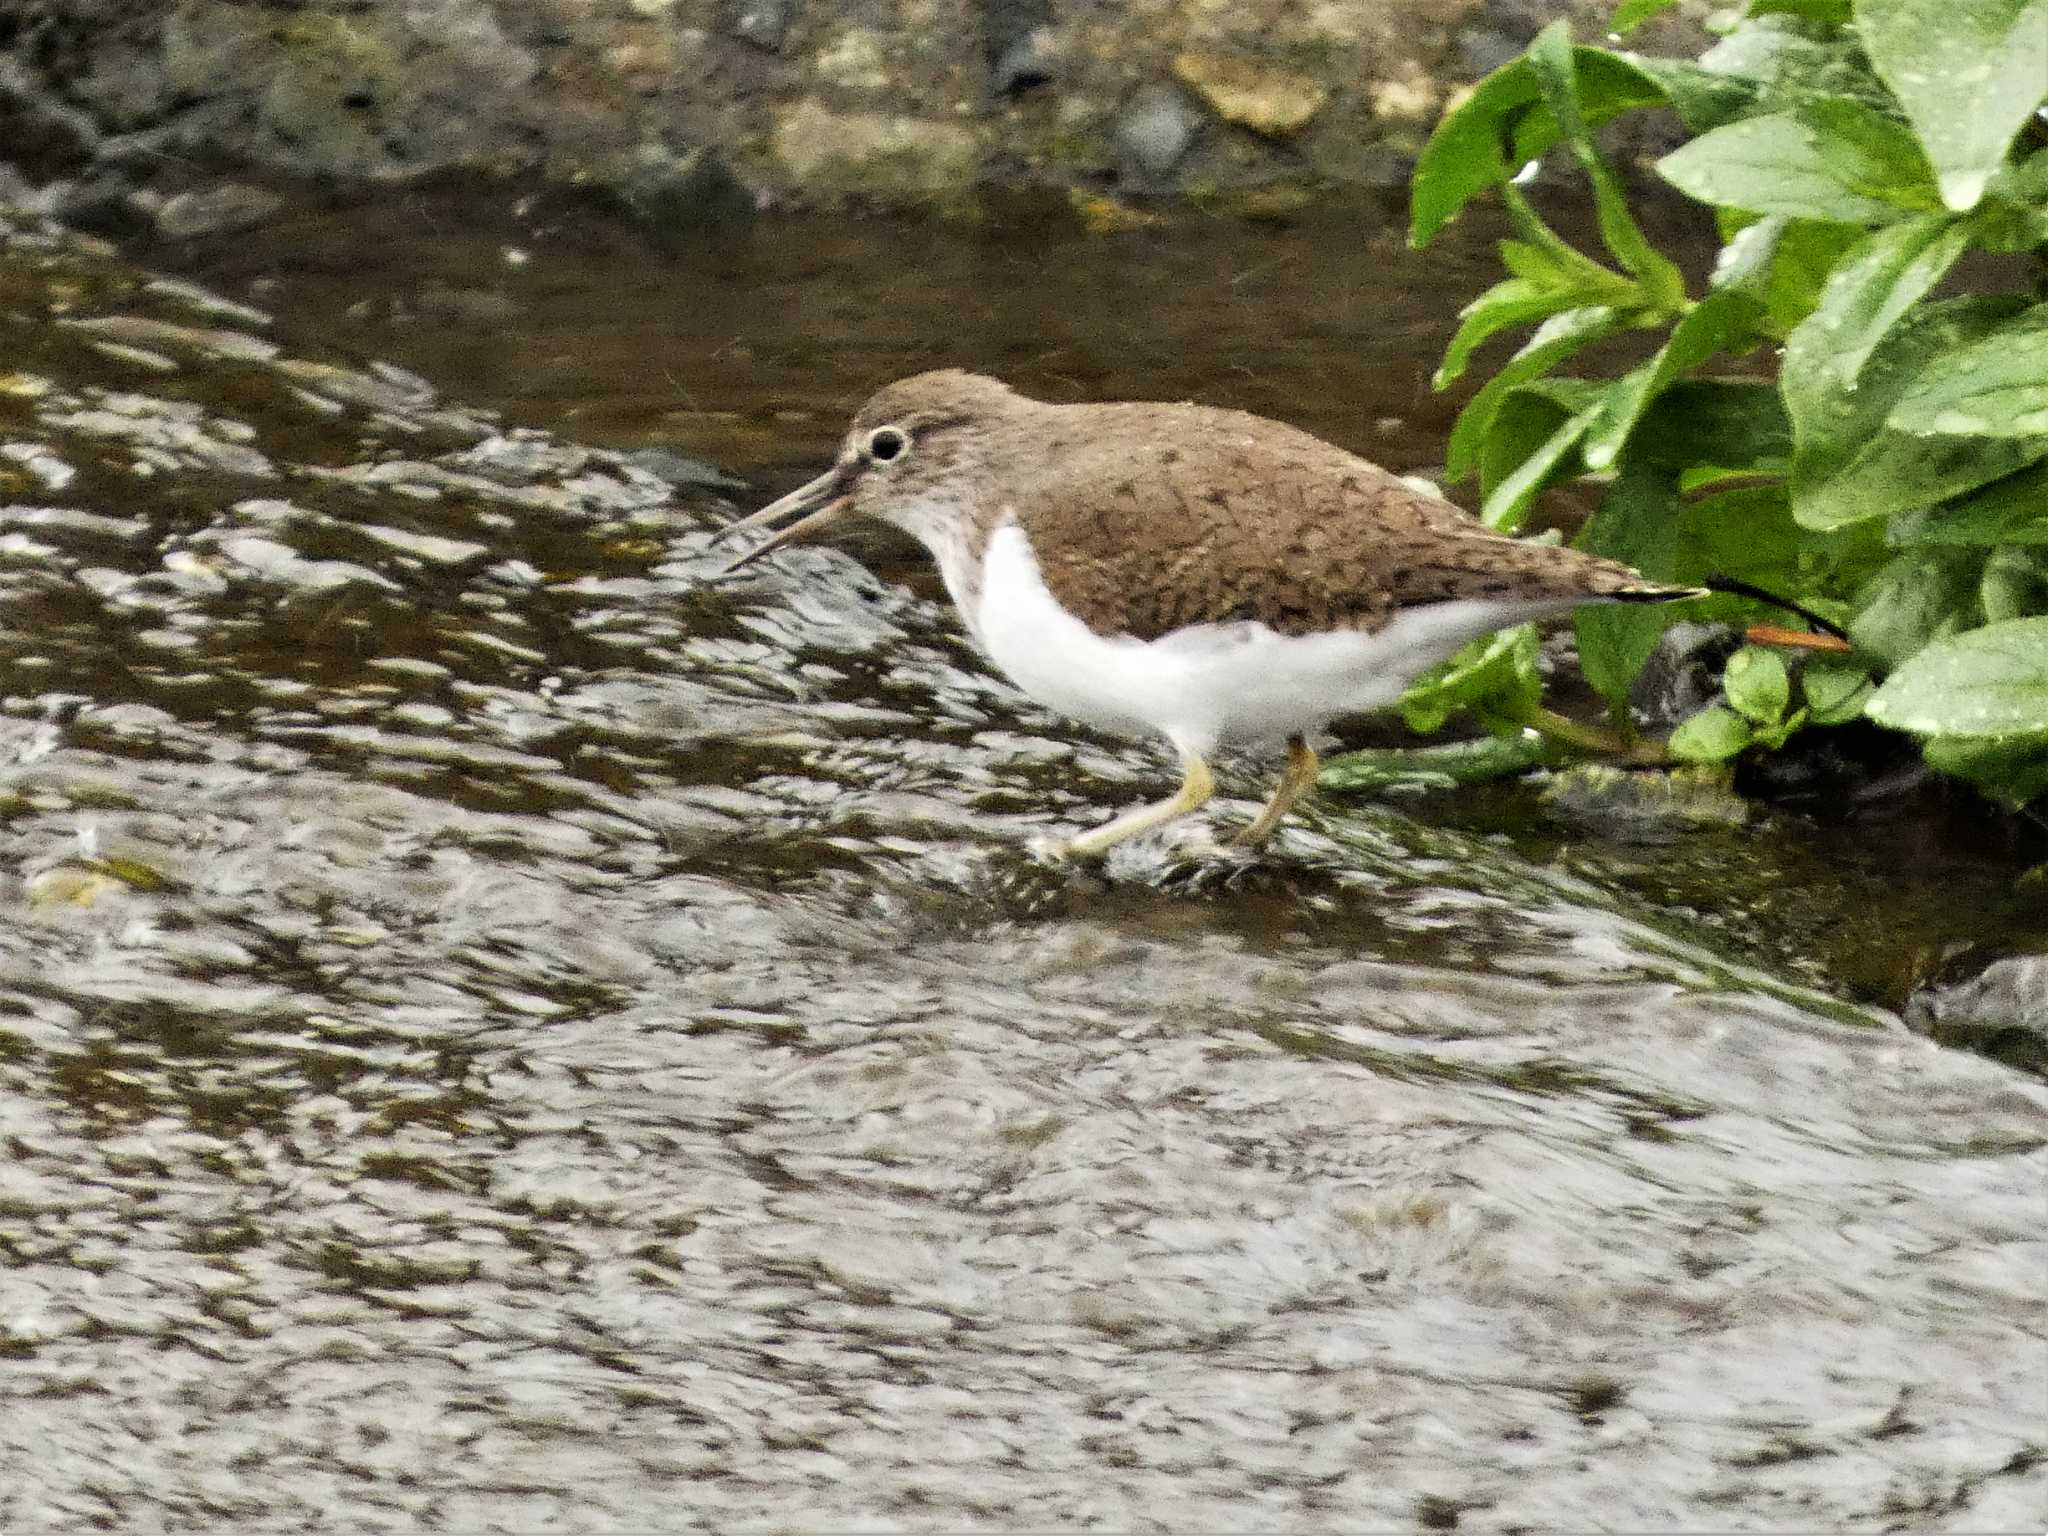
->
[1115,83,1204,181]
[1906,955,2048,1072]
[1170,48,1331,139]
[151,182,283,240]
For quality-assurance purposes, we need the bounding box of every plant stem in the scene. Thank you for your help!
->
[1513,704,1670,763]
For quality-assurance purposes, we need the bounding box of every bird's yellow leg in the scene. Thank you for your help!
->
[1058,748,1216,860]
[1231,734,1319,847]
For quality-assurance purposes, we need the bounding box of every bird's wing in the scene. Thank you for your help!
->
[1009,404,1643,641]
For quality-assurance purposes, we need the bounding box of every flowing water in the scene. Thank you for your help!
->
[0,190,2041,1531]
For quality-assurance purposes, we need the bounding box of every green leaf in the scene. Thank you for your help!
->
[1582,289,1767,469]
[1749,0,1854,23]
[1724,645,1792,722]
[1865,613,2048,734]
[1479,377,1609,502]
[1435,279,1587,389]
[1992,144,2048,205]
[1887,303,2048,438]
[1321,733,1556,791]
[1612,0,1683,32]
[1626,379,1792,471]
[1669,703,1755,760]
[1576,462,1685,707]
[1919,731,2048,805]
[1630,58,1762,134]
[1802,662,1875,721]
[1528,25,1690,306]
[1399,623,1544,732]
[1784,229,2028,529]
[1892,461,2048,546]
[1498,189,1646,297]
[1410,49,1668,247]
[1656,103,1943,222]
[1980,544,2048,623]
[1712,216,1862,337]
[1446,305,1630,479]
[1847,546,1983,666]
[1684,483,1805,580]
[1480,404,1598,530]
[1783,216,1973,460]
[1855,0,2048,212]
[1631,17,1891,133]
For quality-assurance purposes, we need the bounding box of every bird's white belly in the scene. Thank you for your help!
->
[965,524,1572,755]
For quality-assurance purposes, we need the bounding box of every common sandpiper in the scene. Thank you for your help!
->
[724,370,1698,858]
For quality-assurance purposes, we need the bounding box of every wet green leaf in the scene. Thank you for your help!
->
[1399,623,1544,733]
[1657,103,1941,223]
[1320,731,1555,790]
[1631,16,1888,132]
[1790,288,2030,529]
[1802,662,1875,721]
[1848,547,1983,667]
[1435,279,1590,389]
[1893,462,2048,546]
[1725,646,1793,722]
[1582,290,1766,470]
[1919,731,2048,805]
[1866,614,2048,735]
[1576,464,1685,708]
[1410,48,1668,247]
[1446,305,1630,479]
[1782,214,1972,465]
[1855,0,2048,212]
[1528,25,1690,307]
[1710,217,1860,337]
[1669,703,1755,760]
[1888,304,2048,438]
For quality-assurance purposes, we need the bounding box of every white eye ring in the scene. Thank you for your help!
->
[864,426,908,463]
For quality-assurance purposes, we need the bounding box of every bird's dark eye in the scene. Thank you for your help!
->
[865,426,908,463]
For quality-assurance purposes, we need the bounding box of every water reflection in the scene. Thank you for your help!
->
[0,199,2042,1530]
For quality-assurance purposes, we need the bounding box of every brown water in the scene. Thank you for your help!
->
[0,191,2040,1531]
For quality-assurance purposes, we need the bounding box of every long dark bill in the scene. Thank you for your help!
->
[716,462,858,575]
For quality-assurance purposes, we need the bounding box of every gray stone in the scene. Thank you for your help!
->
[1907,956,2048,1034]
[1115,84,1202,180]
[153,183,284,240]
[1457,26,1527,79]
[983,0,1056,94]
[730,0,797,53]
[1629,621,1742,732]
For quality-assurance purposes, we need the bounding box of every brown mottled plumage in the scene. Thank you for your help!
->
[725,370,1696,859]
[832,370,1667,640]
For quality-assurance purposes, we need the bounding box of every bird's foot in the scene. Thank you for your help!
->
[1025,831,1093,866]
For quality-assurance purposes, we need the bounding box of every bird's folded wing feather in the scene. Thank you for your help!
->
[1011,409,1640,642]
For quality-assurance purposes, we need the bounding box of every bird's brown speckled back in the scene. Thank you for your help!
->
[845,372,1666,640]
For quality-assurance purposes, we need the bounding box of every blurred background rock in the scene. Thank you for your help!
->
[0,0,1708,232]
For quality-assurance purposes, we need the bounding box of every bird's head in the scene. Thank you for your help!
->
[720,370,1021,571]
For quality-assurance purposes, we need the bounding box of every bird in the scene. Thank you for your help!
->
[721,369,1698,859]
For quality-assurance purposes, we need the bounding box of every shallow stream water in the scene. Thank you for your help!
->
[0,191,2041,1530]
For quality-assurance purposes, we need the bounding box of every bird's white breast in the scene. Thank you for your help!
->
[967,523,1579,755]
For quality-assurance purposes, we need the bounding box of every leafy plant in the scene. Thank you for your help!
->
[1389,0,2048,807]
